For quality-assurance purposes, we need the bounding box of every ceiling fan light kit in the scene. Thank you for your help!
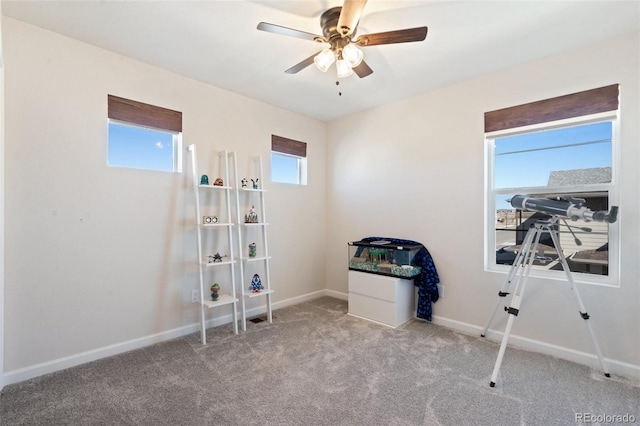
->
[257,0,428,80]
[342,43,364,68]
[336,58,354,78]
[314,48,336,72]
[313,44,362,76]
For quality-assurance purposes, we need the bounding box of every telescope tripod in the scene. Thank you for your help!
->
[482,216,610,387]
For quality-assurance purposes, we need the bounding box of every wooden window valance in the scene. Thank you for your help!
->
[108,95,182,133]
[484,84,619,133]
[272,135,307,157]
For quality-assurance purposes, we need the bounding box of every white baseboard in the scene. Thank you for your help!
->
[324,289,348,301]
[430,314,640,381]
[272,289,330,309]
[4,290,638,386]
[3,321,203,386]
[2,290,334,386]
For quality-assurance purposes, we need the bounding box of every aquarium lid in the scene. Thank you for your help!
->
[348,240,423,251]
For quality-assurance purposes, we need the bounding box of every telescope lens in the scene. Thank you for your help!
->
[509,195,527,210]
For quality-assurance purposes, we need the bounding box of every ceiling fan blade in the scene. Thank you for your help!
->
[337,0,368,37]
[355,27,428,46]
[285,51,321,74]
[353,60,373,78]
[257,22,323,42]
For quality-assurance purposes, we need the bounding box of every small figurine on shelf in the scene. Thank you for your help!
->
[249,242,257,258]
[210,283,220,301]
[203,215,218,224]
[244,205,258,223]
[241,178,248,188]
[207,252,227,263]
[251,178,259,189]
[200,174,209,185]
[249,274,264,293]
[213,178,224,186]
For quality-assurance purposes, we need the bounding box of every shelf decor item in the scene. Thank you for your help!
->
[203,215,218,224]
[244,205,258,223]
[249,274,264,293]
[251,178,259,189]
[207,252,227,263]
[210,283,220,301]
[241,178,248,188]
[200,174,209,185]
[249,242,257,257]
[214,178,224,186]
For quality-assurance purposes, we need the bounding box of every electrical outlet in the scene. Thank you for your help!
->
[191,290,199,303]
[437,285,444,298]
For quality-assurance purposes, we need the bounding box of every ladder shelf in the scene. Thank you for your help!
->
[230,153,274,331]
[188,144,239,343]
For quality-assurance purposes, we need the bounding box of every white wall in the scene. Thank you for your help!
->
[2,17,326,379]
[326,32,640,375]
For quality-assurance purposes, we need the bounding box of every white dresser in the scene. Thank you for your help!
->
[348,270,415,328]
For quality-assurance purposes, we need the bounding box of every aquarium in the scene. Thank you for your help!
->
[348,240,423,278]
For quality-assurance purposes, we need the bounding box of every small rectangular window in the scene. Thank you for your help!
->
[107,95,182,172]
[271,135,307,185]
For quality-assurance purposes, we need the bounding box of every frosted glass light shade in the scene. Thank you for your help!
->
[342,44,363,68]
[336,59,354,78]
[314,48,336,72]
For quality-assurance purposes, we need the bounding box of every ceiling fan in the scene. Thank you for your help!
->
[257,0,428,79]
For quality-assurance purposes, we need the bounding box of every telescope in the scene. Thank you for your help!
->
[510,194,618,223]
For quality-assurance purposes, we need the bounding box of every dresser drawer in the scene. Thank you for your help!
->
[348,271,415,327]
[348,270,398,302]
[349,293,396,326]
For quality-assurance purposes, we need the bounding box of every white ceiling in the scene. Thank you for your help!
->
[3,0,639,121]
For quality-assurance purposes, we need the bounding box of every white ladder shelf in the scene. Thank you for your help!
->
[231,153,273,331]
[188,145,239,343]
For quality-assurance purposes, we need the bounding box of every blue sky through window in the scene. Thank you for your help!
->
[108,122,175,172]
[271,152,300,184]
[494,121,612,209]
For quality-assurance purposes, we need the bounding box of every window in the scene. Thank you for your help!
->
[107,95,182,172]
[271,135,307,185]
[485,85,619,284]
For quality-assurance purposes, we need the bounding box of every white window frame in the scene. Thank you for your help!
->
[485,111,620,286]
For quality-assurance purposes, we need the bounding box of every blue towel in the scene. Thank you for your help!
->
[360,237,440,321]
